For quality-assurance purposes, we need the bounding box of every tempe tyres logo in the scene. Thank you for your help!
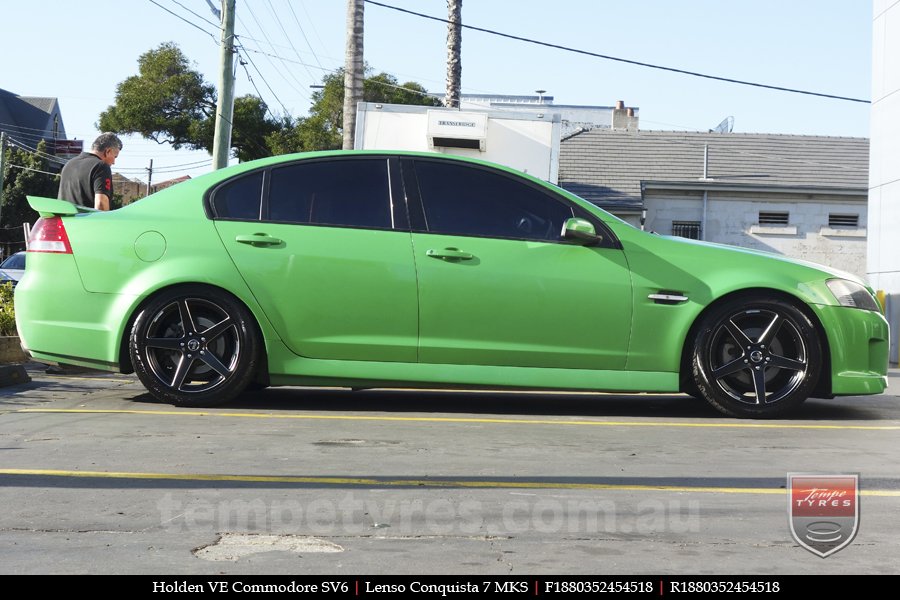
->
[788,473,859,557]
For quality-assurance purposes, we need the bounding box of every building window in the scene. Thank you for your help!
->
[672,221,701,240]
[759,211,789,226]
[828,213,859,228]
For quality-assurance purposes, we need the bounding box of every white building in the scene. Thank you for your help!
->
[459,94,639,137]
[869,0,900,362]
[559,130,869,278]
[355,102,562,183]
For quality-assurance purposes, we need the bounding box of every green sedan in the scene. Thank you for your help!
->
[16,151,888,418]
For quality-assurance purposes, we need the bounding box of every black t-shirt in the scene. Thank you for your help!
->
[58,152,113,208]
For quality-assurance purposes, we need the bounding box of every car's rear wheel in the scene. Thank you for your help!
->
[130,286,260,407]
[691,295,821,418]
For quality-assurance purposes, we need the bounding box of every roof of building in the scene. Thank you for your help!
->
[18,96,57,114]
[153,175,191,189]
[0,91,16,129]
[112,173,143,184]
[558,129,869,211]
[0,88,67,145]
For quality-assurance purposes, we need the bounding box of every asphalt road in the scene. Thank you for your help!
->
[1,363,898,575]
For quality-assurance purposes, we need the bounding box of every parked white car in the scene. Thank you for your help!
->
[0,251,25,286]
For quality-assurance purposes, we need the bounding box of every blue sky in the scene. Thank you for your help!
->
[1,0,874,181]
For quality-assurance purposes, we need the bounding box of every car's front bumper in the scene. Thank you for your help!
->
[812,303,890,396]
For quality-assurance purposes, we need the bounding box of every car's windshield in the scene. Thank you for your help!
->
[0,253,25,270]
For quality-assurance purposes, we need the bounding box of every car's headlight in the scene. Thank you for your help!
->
[826,279,881,312]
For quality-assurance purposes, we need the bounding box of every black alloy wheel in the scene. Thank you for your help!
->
[130,286,260,407]
[691,295,822,418]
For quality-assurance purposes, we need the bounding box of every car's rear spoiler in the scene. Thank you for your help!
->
[27,196,97,218]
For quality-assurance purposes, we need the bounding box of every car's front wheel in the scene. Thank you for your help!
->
[130,286,260,407]
[691,295,822,418]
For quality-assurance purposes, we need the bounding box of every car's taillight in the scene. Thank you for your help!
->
[28,217,73,254]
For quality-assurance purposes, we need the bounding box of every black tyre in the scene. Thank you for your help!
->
[130,286,261,407]
[691,295,822,418]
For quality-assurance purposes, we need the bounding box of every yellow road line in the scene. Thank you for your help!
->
[1,468,897,496]
[13,408,900,430]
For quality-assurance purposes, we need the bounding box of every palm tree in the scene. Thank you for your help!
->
[343,0,364,149]
[445,0,462,108]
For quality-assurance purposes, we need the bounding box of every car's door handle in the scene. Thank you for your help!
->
[235,233,283,247]
[426,248,474,261]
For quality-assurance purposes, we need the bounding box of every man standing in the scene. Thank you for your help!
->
[58,132,123,211]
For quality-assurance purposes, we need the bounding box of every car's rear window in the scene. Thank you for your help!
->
[211,172,263,220]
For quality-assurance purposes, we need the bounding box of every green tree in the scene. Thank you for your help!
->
[0,281,16,336]
[313,69,438,135]
[99,42,214,149]
[109,191,126,211]
[230,95,281,162]
[100,44,439,159]
[1,140,58,252]
[99,43,280,161]
[272,69,439,154]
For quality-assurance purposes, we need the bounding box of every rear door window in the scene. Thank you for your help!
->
[267,159,393,229]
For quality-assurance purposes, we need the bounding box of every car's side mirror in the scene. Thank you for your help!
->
[562,217,602,245]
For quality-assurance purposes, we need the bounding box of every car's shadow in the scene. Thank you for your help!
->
[130,386,896,422]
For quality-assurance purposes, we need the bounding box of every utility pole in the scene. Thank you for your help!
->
[212,0,236,170]
[445,0,462,108]
[343,0,364,150]
[0,132,7,227]
[145,159,153,197]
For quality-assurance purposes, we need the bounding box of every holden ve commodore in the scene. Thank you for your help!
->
[15,151,888,418]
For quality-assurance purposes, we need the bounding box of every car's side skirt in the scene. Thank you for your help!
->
[267,351,679,393]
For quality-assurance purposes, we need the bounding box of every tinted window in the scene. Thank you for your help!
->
[212,172,263,220]
[414,161,573,241]
[267,159,392,229]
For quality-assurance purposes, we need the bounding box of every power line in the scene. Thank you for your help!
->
[8,164,58,177]
[153,162,212,174]
[11,143,214,175]
[0,121,62,135]
[151,158,215,170]
[264,0,319,83]
[115,158,214,174]
[6,135,210,175]
[297,0,331,62]
[364,0,870,105]
[229,33,334,63]
[284,0,326,71]
[146,0,218,43]
[6,138,67,165]
[234,44,438,102]
[235,45,332,73]
[3,134,197,175]
[0,130,68,148]
[234,50,274,119]
[239,4,310,104]
[167,0,222,31]
[233,41,292,116]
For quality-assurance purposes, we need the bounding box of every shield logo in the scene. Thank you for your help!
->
[788,473,859,558]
